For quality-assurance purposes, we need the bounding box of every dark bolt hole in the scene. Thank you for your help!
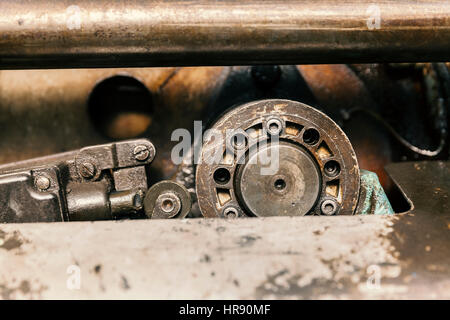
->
[303,128,320,145]
[213,168,231,185]
[324,160,341,177]
[274,178,287,190]
[232,133,247,147]
[162,199,174,212]
[88,75,154,140]
[225,210,237,218]
[269,122,280,132]
[324,203,335,214]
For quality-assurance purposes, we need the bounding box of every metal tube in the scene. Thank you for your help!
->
[0,0,449,69]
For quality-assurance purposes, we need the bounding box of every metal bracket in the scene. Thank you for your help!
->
[0,139,156,223]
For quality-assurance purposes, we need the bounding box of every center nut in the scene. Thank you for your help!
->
[195,99,360,218]
[235,141,321,217]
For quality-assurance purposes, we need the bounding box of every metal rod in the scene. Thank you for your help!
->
[0,0,449,69]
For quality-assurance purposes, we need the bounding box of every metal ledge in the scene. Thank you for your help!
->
[0,161,448,299]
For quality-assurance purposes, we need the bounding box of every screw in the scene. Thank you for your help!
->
[35,176,51,191]
[133,145,151,161]
[80,162,96,179]
[223,207,239,218]
[324,160,341,177]
[155,192,181,218]
[321,199,338,216]
[266,117,284,136]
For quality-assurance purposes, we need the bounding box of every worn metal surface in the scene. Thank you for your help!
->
[0,161,448,299]
[355,170,394,215]
[0,67,224,182]
[0,139,154,222]
[1,1,450,69]
[0,64,446,195]
[196,99,360,217]
[144,181,192,219]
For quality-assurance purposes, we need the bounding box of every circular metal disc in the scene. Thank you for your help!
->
[144,181,191,219]
[236,142,321,216]
[195,99,360,217]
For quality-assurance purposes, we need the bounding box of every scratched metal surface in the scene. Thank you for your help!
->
[1,1,450,69]
[0,161,448,299]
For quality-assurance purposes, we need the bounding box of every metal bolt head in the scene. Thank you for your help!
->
[155,192,181,218]
[321,199,338,216]
[80,162,96,179]
[266,117,284,136]
[35,176,51,191]
[223,207,239,218]
[133,145,151,161]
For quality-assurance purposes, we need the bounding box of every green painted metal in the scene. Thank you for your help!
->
[356,170,394,215]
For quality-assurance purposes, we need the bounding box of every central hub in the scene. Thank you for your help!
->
[236,141,321,217]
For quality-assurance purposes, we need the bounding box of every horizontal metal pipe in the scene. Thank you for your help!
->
[0,0,449,69]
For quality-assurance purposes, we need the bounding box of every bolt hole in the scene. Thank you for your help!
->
[162,199,174,212]
[324,160,341,177]
[214,168,231,185]
[303,128,320,145]
[274,178,286,190]
[321,200,338,215]
[223,207,238,218]
[269,122,279,132]
[88,75,153,140]
[231,132,248,149]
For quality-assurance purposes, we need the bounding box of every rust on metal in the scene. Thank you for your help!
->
[1,1,450,69]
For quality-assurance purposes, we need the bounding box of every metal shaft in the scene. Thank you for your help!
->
[1,0,449,69]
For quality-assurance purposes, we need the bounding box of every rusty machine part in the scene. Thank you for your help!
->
[0,139,162,223]
[195,99,360,218]
[144,181,191,219]
[1,1,450,69]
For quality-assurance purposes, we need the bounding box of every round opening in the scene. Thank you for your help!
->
[224,207,238,218]
[321,200,337,215]
[214,168,231,185]
[324,160,341,177]
[266,118,283,136]
[274,178,286,190]
[269,122,279,132]
[324,203,334,213]
[88,75,154,140]
[162,199,174,212]
[303,128,320,145]
[231,132,248,149]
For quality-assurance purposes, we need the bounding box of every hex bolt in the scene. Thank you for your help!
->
[321,199,338,215]
[223,207,239,218]
[35,175,51,191]
[79,162,96,179]
[133,145,152,161]
[266,117,284,136]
